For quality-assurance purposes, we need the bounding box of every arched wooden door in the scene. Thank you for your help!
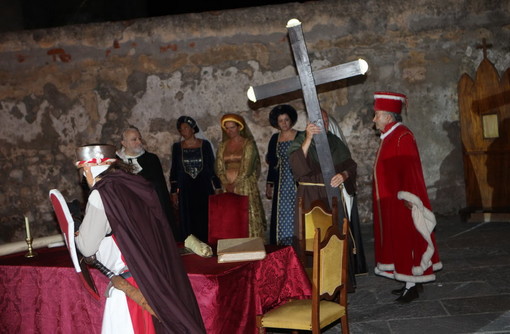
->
[458,52,510,222]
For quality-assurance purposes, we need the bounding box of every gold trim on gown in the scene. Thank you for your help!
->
[215,139,267,238]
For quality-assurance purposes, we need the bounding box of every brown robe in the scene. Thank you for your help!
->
[289,131,357,217]
[289,131,364,291]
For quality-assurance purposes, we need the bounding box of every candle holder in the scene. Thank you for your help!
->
[25,237,38,258]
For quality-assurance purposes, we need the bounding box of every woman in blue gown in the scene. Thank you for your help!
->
[170,116,221,242]
[265,105,300,245]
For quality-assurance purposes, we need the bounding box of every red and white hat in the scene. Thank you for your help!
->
[75,144,117,168]
[374,91,407,114]
[75,144,117,186]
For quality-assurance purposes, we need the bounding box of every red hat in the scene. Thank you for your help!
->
[374,91,407,114]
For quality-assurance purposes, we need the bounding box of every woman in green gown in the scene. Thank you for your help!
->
[215,113,266,238]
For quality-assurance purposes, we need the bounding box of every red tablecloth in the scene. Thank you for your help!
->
[0,245,311,334]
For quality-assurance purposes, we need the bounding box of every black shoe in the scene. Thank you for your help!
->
[391,283,423,296]
[395,285,419,303]
[391,284,405,296]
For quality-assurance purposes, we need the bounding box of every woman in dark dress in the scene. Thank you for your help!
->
[170,116,220,242]
[266,105,299,245]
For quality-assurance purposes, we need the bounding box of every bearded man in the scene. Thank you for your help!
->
[116,126,177,239]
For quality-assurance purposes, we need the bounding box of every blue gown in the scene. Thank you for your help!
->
[266,133,297,245]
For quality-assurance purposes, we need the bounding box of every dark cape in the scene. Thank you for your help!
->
[266,133,280,245]
[289,131,368,288]
[93,171,205,334]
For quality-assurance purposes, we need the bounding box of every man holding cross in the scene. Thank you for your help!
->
[247,19,369,290]
[288,109,360,291]
[288,109,357,213]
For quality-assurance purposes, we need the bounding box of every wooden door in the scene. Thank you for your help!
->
[458,55,510,218]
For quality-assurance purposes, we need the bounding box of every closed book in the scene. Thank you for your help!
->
[217,237,266,263]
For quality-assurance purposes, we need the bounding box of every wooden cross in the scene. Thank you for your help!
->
[247,18,368,211]
[476,38,493,59]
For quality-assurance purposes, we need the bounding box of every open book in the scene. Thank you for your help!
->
[217,237,266,263]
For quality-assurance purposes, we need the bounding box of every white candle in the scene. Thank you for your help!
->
[25,216,31,239]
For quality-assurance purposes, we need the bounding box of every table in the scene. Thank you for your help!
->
[0,245,311,334]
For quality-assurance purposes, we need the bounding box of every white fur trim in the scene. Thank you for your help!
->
[380,122,401,140]
[397,191,437,276]
[395,272,436,283]
[375,263,394,271]
[374,93,406,102]
[374,267,395,280]
[375,264,438,283]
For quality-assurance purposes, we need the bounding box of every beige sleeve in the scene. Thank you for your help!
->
[75,190,112,257]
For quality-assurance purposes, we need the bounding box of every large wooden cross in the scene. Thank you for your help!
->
[247,18,368,212]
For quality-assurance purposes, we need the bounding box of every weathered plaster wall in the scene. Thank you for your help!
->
[1,0,509,243]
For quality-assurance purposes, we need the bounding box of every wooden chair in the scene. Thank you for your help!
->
[256,222,350,334]
[297,197,338,266]
[207,192,249,246]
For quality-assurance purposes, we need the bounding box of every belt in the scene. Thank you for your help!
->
[298,182,325,186]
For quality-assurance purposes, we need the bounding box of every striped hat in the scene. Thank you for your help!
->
[75,144,117,168]
[374,92,407,114]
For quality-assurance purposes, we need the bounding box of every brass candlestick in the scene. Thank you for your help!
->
[25,237,38,258]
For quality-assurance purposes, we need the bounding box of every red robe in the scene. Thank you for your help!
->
[373,122,442,283]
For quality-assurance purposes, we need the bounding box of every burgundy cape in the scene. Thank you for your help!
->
[93,171,205,334]
[373,122,442,283]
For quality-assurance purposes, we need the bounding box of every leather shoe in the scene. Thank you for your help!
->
[395,285,419,303]
[391,284,406,296]
[391,283,423,296]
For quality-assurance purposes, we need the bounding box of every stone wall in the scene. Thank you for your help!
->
[1,0,509,243]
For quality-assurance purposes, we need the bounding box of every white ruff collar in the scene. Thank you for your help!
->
[116,147,144,174]
[380,122,401,140]
[116,147,145,160]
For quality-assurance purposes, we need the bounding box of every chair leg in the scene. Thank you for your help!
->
[341,316,349,334]
[255,315,265,334]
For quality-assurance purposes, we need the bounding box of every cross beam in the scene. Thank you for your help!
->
[247,18,368,210]
[247,59,368,102]
[476,38,492,59]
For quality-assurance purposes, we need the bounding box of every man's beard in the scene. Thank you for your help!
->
[131,146,144,155]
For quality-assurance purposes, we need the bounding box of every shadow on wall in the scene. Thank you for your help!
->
[0,216,20,243]
[432,120,465,215]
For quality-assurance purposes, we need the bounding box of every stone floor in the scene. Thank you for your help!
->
[273,215,510,333]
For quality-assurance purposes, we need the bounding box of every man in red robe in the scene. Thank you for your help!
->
[372,92,442,303]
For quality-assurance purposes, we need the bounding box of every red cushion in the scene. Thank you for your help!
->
[208,193,249,245]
